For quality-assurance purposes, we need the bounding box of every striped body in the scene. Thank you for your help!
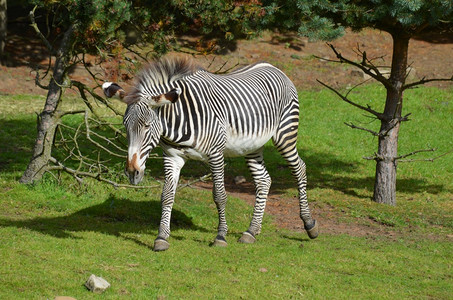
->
[116,57,317,251]
[157,63,293,158]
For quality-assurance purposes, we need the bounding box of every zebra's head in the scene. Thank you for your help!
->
[103,81,181,184]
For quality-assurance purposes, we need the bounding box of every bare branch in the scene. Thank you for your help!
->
[364,148,452,163]
[363,153,383,161]
[56,109,85,117]
[396,148,436,160]
[177,174,212,190]
[403,75,453,90]
[398,148,453,162]
[344,122,380,136]
[376,113,411,137]
[325,43,394,90]
[29,6,54,54]
[317,79,385,120]
[32,68,50,90]
[83,111,127,158]
[48,157,161,189]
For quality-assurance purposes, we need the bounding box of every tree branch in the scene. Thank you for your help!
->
[32,67,50,90]
[29,6,54,54]
[317,79,385,120]
[344,122,380,136]
[397,148,453,163]
[83,111,127,158]
[48,157,161,189]
[177,173,212,190]
[403,75,453,90]
[72,80,123,116]
[325,43,394,90]
[364,148,453,163]
[395,148,436,160]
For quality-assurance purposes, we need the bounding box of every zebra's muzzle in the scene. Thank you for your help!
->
[126,168,144,185]
[126,153,145,184]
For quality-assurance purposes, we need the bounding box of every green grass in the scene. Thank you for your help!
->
[0,86,452,299]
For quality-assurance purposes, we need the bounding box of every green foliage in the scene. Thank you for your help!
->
[170,0,269,39]
[24,0,453,58]
[32,0,133,53]
[29,0,278,56]
[263,0,453,40]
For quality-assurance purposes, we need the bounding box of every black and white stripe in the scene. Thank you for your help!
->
[119,56,317,250]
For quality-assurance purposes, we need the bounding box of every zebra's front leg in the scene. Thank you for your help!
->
[209,153,229,247]
[239,150,271,244]
[154,155,185,252]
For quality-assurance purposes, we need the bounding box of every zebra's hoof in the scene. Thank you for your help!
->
[238,231,256,244]
[305,220,319,239]
[153,238,170,252]
[212,235,228,247]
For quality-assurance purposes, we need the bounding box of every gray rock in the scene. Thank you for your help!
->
[234,175,246,185]
[85,274,110,293]
[363,67,391,80]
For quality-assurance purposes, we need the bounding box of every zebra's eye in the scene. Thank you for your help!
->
[144,123,151,128]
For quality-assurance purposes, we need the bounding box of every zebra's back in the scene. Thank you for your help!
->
[194,62,299,157]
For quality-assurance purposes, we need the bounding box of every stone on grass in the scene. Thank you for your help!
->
[85,274,110,293]
[234,175,246,185]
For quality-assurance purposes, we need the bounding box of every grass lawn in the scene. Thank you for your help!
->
[0,85,452,299]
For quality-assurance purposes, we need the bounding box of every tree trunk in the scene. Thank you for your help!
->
[373,34,410,205]
[20,26,74,184]
[0,0,6,64]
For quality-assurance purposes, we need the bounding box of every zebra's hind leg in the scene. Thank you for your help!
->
[209,153,229,247]
[238,150,271,244]
[273,131,319,240]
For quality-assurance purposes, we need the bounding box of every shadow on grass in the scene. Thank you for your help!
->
[225,145,449,199]
[0,196,208,249]
[0,118,37,172]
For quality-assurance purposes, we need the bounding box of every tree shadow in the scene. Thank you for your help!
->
[223,145,449,199]
[264,33,306,51]
[3,23,50,68]
[0,119,37,172]
[0,196,207,248]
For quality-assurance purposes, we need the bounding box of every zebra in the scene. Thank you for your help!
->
[103,56,318,251]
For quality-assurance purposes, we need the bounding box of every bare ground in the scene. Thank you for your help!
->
[194,179,405,240]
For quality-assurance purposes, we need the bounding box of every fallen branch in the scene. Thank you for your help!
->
[48,157,161,189]
[177,173,212,190]
[83,111,127,158]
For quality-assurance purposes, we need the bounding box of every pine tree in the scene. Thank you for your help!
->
[265,0,453,205]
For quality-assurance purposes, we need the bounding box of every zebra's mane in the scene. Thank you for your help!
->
[125,56,201,104]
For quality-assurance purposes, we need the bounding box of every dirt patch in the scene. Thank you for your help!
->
[194,179,401,239]
[1,28,452,96]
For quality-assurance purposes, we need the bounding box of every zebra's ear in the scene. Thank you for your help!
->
[102,82,126,100]
[151,88,182,106]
